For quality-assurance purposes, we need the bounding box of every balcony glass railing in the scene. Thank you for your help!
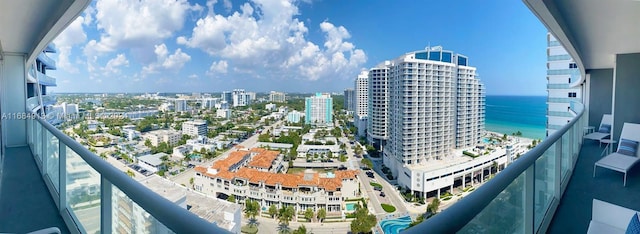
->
[407,103,585,233]
[26,110,229,233]
[37,52,57,69]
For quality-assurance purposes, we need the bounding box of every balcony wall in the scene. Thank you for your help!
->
[588,69,613,128]
[612,53,640,140]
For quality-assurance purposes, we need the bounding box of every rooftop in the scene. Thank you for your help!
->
[138,153,167,167]
[186,191,240,230]
[247,148,278,169]
[138,175,187,203]
[196,148,359,190]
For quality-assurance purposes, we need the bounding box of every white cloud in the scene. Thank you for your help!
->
[53,16,87,73]
[178,0,367,81]
[104,53,129,75]
[208,60,228,75]
[142,44,191,76]
[93,0,194,50]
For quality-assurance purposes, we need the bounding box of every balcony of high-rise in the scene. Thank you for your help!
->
[405,1,640,233]
[0,1,229,233]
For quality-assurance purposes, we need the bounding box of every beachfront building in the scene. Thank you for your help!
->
[354,71,369,137]
[304,93,333,125]
[546,33,582,136]
[194,148,360,213]
[182,120,208,137]
[269,91,286,103]
[370,46,486,199]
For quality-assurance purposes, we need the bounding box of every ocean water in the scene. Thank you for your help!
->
[485,96,547,140]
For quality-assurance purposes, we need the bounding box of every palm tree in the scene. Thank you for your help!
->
[304,208,314,222]
[277,205,295,226]
[99,152,108,160]
[317,207,326,223]
[125,170,135,178]
[244,200,259,227]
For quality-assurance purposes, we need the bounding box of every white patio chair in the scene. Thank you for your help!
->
[593,122,640,186]
[584,114,613,146]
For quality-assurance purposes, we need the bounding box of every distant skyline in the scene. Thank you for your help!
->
[50,0,548,95]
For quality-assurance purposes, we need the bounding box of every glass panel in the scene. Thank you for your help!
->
[45,129,60,192]
[460,173,525,233]
[534,143,556,229]
[112,186,174,234]
[66,146,101,234]
[36,122,43,162]
[561,132,571,178]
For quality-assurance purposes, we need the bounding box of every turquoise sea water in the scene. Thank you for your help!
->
[485,96,546,140]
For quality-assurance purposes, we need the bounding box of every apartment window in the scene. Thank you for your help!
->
[569,63,577,69]
[568,92,577,98]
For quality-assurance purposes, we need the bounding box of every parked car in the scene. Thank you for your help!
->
[374,186,382,191]
[380,192,386,197]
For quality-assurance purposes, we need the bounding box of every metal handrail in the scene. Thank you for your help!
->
[404,104,585,233]
[31,110,230,233]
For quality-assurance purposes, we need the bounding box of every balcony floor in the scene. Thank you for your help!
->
[0,146,70,233]
[549,141,640,233]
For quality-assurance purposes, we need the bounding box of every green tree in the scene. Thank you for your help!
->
[227,194,236,203]
[244,200,259,227]
[350,203,376,234]
[304,208,314,222]
[277,205,295,226]
[144,139,152,147]
[426,198,441,217]
[268,204,278,219]
[317,208,326,223]
[99,152,107,160]
[125,170,135,178]
[361,158,373,169]
[292,225,307,234]
[189,177,194,185]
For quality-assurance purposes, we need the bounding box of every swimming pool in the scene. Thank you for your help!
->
[379,216,412,234]
[345,203,356,211]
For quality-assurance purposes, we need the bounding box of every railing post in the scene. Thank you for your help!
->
[59,142,66,211]
[524,165,535,234]
[101,175,112,233]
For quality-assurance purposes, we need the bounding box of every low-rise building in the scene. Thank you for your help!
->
[143,129,181,147]
[186,191,242,234]
[194,148,360,213]
[265,103,276,111]
[216,109,231,119]
[182,120,208,137]
[286,111,302,123]
[137,153,168,173]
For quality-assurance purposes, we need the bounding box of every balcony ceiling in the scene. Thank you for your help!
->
[525,0,640,70]
[0,0,89,63]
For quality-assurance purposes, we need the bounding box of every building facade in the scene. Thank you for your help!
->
[367,62,390,149]
[304,93,333,125]
[287,110,302,123]
[182,120,208,137]
[344,88,355,112]
[232,89,250,107]
[354,71,369,137]
[546,33,582,136]
[269,91,286,103]
[221,91,233,104]
[370,47,485,197]
[194,148,360,213]
[143,130,182,147]
[175,99,187,112]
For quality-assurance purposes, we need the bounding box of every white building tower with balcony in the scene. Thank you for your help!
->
[372,46,485,197]
[546,33,582,136]
[354,71,369,137]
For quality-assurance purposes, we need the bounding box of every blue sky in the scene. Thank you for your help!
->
[50,0,548,95]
